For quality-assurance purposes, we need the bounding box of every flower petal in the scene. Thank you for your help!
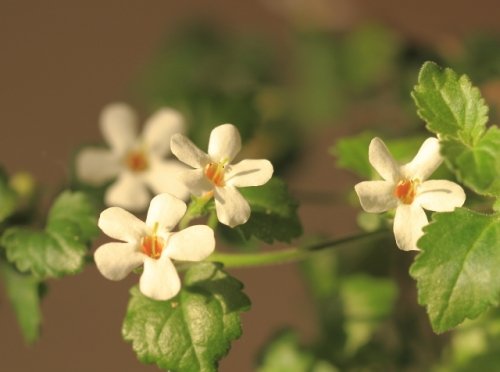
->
[393,204,428,251]
[416,180,466,212]
[145,160,190,200]
[171,133,210,169]
[166,225,215,261]
[75,148,121,185]
[225,159,274,187]
[354,181,398,213]
[145,193,187,232]
[143,108,185,158]
[369,137,400,182]
[401,137,442,180]
[140,256,181,301]
[105,173,150,212]
[94,242,144,280]
[214,186,251,227]
[179,168,213,197]
[208,124,241,163]
[100,103,138,156]
[98,206,147,242]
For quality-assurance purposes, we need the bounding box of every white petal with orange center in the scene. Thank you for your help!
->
[98,206,146,243]
[416,180,466,212]
[171,133,210,169]
[76,148,121,184]
[166,225,215,262]
[214,186,251,227]
[393,204,428,251]
[145,193,187,232]
[368,137,400,182]
[100,103,138,156]
[105,172,150,211]
[94,242,144,280]
[140,256,181,301]
[208,124,241,163]
[225,159,274,187]
[143,108,185,158]
[354,180,398,213]
[401,137,442,180]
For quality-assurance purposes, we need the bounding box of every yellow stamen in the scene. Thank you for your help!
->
[394,179,418,204]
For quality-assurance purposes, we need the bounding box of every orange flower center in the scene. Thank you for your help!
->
[204,162,226,187]
[140,235,165,259]
[394,179,417,205]
[126,150,148,172]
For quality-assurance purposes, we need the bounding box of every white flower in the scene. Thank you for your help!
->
[76,103,189,211]
[354,137,466,251]
[170,124,274,227]
[94,193,215,301]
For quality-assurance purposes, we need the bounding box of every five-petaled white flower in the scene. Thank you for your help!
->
[76,103,189,211]
[170,124,274,227]
[94,193,215,301]
[354,137,466,251]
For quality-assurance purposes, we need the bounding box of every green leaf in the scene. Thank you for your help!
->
[1,191,99,278]
[122,262,251,372]
[441,126,500,197]
[412,61,488,144]
[0,168,18,223]
[236,177,302,243]
[410,208,500,333]
[340,274,397,354]
[0,260,42,343]
[257,330,338,372]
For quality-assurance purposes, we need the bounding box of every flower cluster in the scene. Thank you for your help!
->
[86,106,274,300]
[355,137,466,251]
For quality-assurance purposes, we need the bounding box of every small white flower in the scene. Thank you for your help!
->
[94,193,215,301]
[76,103,189,211]
[354,137,466,251]
[170,124,274,227]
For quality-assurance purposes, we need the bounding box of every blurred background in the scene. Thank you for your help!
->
[1,1,500,371]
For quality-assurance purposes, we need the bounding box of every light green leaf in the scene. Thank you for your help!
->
[1,191,99,278]
[0,168,18,223]
[410,208,500,333]
[0,260,42,343]
[257,330,338,372]
[441,126,500,197]
[340,274,397,354]
[236,178,302,243]
[122,262,251,372]
[412,61,488,144]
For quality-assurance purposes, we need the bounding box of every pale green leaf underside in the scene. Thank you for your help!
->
[0,260,42,343]
[412,61,488,144]
[410,208,500,333]
[122,262,251,372]
[237,177,302,243]
[1,191,98,279]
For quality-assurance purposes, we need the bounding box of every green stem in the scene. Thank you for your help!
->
[208,229,387,268]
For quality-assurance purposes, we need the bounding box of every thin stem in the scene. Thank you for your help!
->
[208,229,387,269]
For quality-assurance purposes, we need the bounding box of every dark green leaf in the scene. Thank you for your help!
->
[410,208,500,333]
[122,262,251,372]
[236,178,302,243]
[1,191,99,278]
[0,260,42,343]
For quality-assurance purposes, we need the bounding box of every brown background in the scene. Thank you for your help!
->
[1,1,499,371]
